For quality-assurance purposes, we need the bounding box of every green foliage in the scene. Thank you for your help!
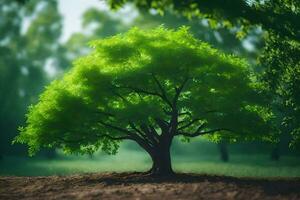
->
[0,0,63,156]
[132,9,261,60]
[15,27,272,156]
[63,5,262,74]
[107,0,300,150]
[107,0,300,40]
[260,34,300,148]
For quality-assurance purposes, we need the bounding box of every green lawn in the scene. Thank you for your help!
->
[1,148,300,177]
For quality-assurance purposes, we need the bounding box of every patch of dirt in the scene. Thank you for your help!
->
[1,172,300,200]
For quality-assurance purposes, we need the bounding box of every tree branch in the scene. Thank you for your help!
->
[98,120,154,153]
[112,91,130,103]
[140,123,159,144]
[173,77,189,106]
[118,85,162,98]
[160,77,189,136]
[101,134,133,141]
[94,111,115,117]
[154,118,169,133]
[129,122,156,146]
[178,118,202,131]
[98,120,134,135]
[129,121,144,136]
[176,128,232,137]
[179,111,192,117]
[115,84,173,108]
[151,73,173,107]
[178,110,219,117]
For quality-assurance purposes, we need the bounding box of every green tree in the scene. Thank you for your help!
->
[0,0,63,157]
[260,35,300,148]
[61,7,250,162]
[15,27,272,175]
[107,0,299,40]
[133,9,262,60]
[131,9,263,161]
[107,0,300,152]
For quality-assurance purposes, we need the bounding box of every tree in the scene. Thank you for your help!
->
[133,9,262,61]
[107,0,300,152]
[107,0,299,40]
[14,27,273,175]
[218,141,229,162]
[260,35,300,148]
[131,9,262,162]
[60,7,257,162]
[0,0,63,157]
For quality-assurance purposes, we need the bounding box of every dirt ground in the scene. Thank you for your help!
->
[1,172,300,200]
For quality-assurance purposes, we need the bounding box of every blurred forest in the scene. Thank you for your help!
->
[1,0,299,175]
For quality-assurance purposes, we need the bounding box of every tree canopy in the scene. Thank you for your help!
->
[108,0,299,39]
[15,27,273,174]
[107,0,300,150]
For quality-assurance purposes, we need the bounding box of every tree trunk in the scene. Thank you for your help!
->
[44,149,56,159]
[147,139,174,176]
[149,149,174,176]
[270,146,280,161]
[218,142,229,162]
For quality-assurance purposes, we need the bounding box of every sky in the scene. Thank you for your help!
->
[44,0,255,75]
[43,0,138,76]
[57,0,138,42]
[58,0,107,42]
[57,0,255,51]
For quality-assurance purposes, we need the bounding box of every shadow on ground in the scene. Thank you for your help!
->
[1,173,300,200]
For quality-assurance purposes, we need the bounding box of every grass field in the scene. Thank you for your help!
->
[1,139,300,177]
[1,147,300,177]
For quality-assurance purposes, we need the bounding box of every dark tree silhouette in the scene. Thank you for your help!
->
[218,141,229,162]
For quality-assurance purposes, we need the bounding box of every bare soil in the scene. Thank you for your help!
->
[1,172,300,200]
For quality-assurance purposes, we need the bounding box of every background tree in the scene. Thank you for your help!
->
[107,0,299,40]
[0,0,63,157]
[15,27,273,175]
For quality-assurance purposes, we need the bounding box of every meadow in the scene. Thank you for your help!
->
[2,139,300,178]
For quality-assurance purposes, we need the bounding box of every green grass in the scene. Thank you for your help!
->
[2,139,300,177]
[1,149,300,177]
[175,156,300,177]
[0,150,150,176]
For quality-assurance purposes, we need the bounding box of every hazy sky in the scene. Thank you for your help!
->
[57,0,138,42]
[58,0,107,42]
[44,0,255,75]
[44,0,138,76]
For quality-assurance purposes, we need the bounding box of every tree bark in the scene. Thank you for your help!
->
[149,148,173,176]
[147,137,174,176]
